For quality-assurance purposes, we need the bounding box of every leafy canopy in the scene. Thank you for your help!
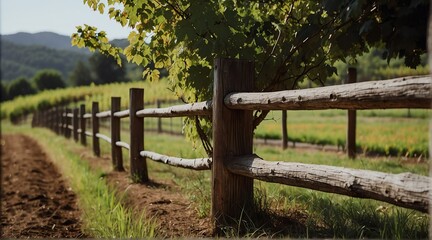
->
[32,69,66,91]
[72,0,428,149]
[8,77,37,99]
[72,0,428,101]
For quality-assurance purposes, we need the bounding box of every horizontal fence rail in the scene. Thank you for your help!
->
[116,141,130,150]
[227,154,429,213]
[96,110,111,118]
[140,150,212,170]
[113,109,130,118]
[136,101,212,118]
[225,77,431,110]
[30,59,431,233]
[83,113,92,119]
[95,133,111,143]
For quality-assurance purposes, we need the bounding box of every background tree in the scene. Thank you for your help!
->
[69,60,94,86]
[72,0,429,150]
[32,69,66,91]
[0,82,9,102]
[89,52,128,85]
[8,77,36,99]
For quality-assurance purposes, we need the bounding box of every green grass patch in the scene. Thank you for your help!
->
[5,115,428,238]
[2,121,157,238]
[98,129,428,238]
[255,109,430,157]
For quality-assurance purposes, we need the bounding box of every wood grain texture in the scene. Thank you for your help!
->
[136,100,212,118]
[92,102,101,157]
[228,154,430,213]
[225,76,431,110]
[65,108,73,138]
[79,104,87,146]
[129,88,148,182]
[140,150,211,170]
[212,58,255,229]
[111,97,124,171]
[281,110,288,150]
[72,108,79,142]
[347,68,357,158]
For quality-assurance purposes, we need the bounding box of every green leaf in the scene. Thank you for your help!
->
[155,61,164,68]
[98,3,105,14]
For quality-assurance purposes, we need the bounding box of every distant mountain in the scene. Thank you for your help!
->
[1,32,128,54]
[0,40,88,82]
[0,32,130,83]
[1,32,91,55]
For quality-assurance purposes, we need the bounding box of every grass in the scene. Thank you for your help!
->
[5,106,430,238]
[90,124,429,238]
[255,109,430,157]
[2,121,158,238]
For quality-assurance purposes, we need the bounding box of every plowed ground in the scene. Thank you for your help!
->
[1,134,86,238]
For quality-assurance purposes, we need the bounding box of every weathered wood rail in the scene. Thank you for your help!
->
[32,58,431,233]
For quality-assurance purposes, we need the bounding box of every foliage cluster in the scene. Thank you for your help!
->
[72,0,429,151]
[73,0,428,100]
[1,51,131,102]
[2,69,66,102]
[69,52,130,86]
[326,50,428,85]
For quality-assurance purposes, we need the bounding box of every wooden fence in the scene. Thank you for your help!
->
[31,58,431,231]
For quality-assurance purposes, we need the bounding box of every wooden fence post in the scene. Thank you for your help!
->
[73,108,79,142]
[111,97,124,171]
[65,108,72,139]
[55,107,60,134]
[282,110,288,149]
[212,58,254,230]
[92,102,101,157]
[80,104,87,146]
[31,112,36,128]
[129,88,148,182]
[347,67,357,158]
[47,109,52,130]
[157,100,162,133]
[62,107,67,137]
[51,109,55,131]
[61,108,65,136]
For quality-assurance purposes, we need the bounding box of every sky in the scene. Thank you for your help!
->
[0,0,131,39]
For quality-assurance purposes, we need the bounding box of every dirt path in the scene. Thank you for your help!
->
[76,149,213,238]
[1,134,86,238]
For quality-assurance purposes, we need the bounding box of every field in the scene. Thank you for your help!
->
[3,80,429,158]
[2,80,430,238]
[256,109,430,158]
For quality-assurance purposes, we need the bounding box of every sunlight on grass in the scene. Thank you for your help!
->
[3,116,428,239]
[2,121,158,238]
[255,109,430,157]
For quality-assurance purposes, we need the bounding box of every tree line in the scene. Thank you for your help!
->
[1,52,129,102]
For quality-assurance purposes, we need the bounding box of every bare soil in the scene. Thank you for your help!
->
[1,133,214,238]
[0,134,86,238]
[76,148,214,238]
[0,132,344,238]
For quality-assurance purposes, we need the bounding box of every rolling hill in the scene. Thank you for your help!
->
[0,32,128,82]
